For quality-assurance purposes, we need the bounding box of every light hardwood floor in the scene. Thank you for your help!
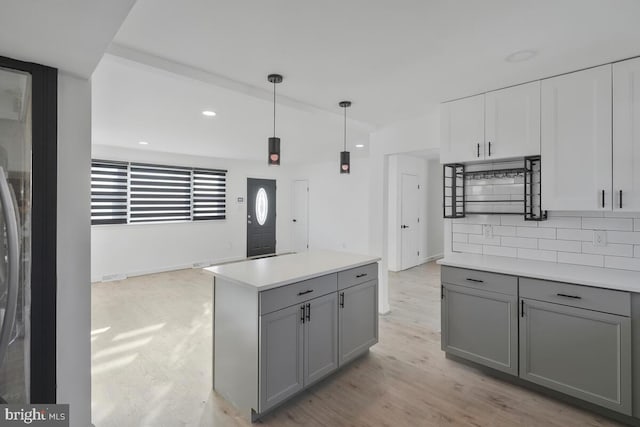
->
[92,262,623,427]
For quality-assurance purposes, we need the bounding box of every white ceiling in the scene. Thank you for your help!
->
[0,0,136,77]
[92,55,370,163]
[112,0,640,127]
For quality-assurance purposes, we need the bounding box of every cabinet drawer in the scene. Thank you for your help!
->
[520,278,630,316]
[338,263,378,291]
[441,266,517,296]
[260,274,337,315]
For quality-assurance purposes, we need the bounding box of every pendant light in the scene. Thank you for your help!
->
[339,101,352,174]
[267,74,283,166]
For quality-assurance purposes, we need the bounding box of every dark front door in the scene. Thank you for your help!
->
[247,178,276,257]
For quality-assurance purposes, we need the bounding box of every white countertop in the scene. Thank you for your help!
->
[205,250,380,291]
[438,253,640,293]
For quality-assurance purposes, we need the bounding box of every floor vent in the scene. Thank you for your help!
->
[102,273,127,282]
[192,261,211,268]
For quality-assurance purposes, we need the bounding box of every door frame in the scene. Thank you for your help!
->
[291,179,309,252]
[0,55,57,403]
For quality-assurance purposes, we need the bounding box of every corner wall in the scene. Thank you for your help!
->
[57,72,91,427]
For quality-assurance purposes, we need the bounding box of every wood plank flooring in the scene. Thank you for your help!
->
[92,262,623,427]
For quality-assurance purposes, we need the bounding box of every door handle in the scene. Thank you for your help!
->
[0,167,19,369]
[488,141,492,157]
[306,303,311,322]
[300,305,306,323]
[477,143,480,158]
[340,292,345,308]
[619,190,623,209]
[601,189,605,208]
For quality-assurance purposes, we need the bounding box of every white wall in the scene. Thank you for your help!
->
[387,154,428,271]
[91,145,294,282]
[291,157,371,255]
[427,157,444,258]
[57,72,91,427]
[369,107,440,312]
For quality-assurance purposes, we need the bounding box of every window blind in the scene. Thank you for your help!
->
[90,160,227,225]
[90,160,128,225]
[193,169,226,220]
[129,163,192,223]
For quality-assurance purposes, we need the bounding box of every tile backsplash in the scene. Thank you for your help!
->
[451,211,640,272]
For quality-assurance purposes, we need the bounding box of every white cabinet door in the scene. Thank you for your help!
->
[614,58,640,212]
[440,94,485,163]
[541,65,612,211]
[485,81,540,160]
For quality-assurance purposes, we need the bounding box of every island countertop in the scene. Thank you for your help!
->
[205,250,380,291]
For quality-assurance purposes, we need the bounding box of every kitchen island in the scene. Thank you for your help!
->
[205,250,380,421]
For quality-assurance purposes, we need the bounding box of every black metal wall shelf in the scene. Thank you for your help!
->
[443,156,547,221]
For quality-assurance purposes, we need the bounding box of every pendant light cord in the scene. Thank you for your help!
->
[273,81,276,137]
[343,106,347,151]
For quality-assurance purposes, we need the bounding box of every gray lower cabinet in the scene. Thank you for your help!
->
[441,282,518,375]
[519,297,632,415]
[338,279,378,365]
[259,303,305,413]
[260,292,340,413]
[304,292,339,386]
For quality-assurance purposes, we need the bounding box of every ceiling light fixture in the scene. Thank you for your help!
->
[138,141,149,145]
[267,74,283,166]
[202,110,216,117]
[339,101,352,174]
[505,49,538,63]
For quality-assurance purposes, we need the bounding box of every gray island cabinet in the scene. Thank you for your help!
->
[206,250,379,422]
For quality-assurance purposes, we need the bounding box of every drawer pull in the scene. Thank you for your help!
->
[297,289,314,296]
[466,278,484,283]
[356,273,368,278]
[557,293,581,300]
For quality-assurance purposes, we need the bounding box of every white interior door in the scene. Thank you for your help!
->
[292,180,309,252]
[400,174,419,270]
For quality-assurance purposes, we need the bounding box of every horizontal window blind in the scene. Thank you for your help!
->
[129,163,192,223]
[90,160,227,225]
[193,169,226,220]
[91,160,128,225]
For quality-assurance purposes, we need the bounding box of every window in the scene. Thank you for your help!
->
[90,160,227,225]
[90,160,128,225]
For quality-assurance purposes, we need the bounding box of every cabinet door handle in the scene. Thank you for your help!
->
[297,289,314,296]
[466,278,484,283]
[602,190,605,208]
[488,141,492,157]
[306,303,311,322]
[521,300,525,317]
[300,305,306,323]
[340,292,345,308]
[441,285,444,300]
[620,190,623,209]
[477,143,480,158]
[356,273,368,278]
[557,293,582,300]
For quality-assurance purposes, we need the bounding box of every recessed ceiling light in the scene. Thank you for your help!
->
[505,49,538,63]
[202,110,217,117]
[138,141,149,145]
[356,144,365,148]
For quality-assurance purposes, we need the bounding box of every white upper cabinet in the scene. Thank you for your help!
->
[613,58,640,212]
[541,65,612,211]
[440,94,484,163]
[440,83,541,164]
[485,81,540,160]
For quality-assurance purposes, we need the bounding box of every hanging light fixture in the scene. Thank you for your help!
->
[339,101,352,174]
[267,74,283,166]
